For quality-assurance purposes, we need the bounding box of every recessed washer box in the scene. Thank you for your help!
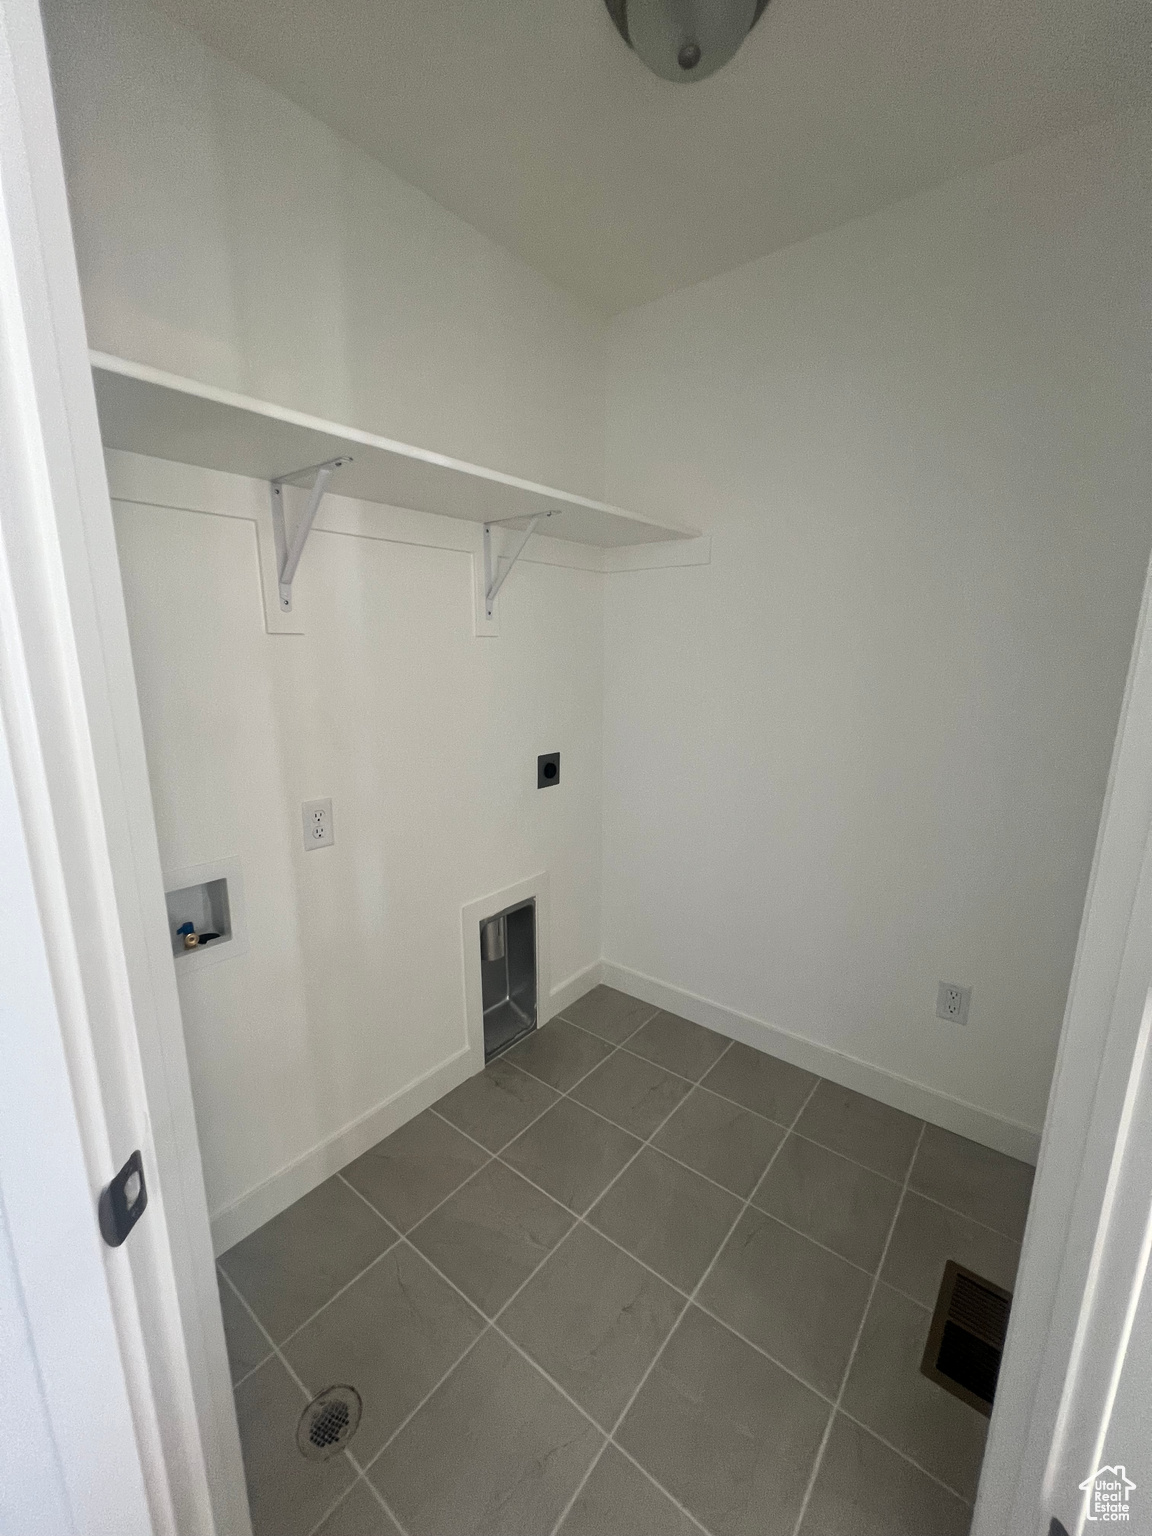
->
[163,856,249,973]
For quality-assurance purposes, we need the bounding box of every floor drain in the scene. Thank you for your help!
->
[920,1261,1011,1418]
[296,1386,362,1461]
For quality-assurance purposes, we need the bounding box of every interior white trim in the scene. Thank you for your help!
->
[212,880,581,1257]
[91,351,699,547]
[549,960,605,1022]
[601,960,1042,1163]
[104,448,710,637]
[213,942,1042,1260]
[209,1045,475,1255]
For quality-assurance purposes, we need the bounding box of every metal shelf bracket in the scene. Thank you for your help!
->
[483,510,559,618]
[269,456,351,611]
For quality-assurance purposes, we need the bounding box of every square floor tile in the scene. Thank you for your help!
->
[342,1109,490,1232]
[570,1048,692,1138]
[559,985,658,1045]
[282,1243,485,1461]
[502,1097,641,1214]
[653,1087,785,1197]
[407,1159,574,1316]
[698,1207,872,1396]
[501,1223,683,1428]
[881,1191,1021,1308]
[557,1445,699,1536]
[234,1355,355,1536]
[841,1283,988,1501]
[617,1306,829,1536]
[314,1480,402,1536]
[505,1018,615,1092]
[798,1414,972,1536]
[587,1145,742,1291]
[795,1083,923,1181]
[218,1270,270,1384]
[220,1177,396,1342]
[909,1126,1034,1241]
[369,1328,602,1536]
[626,1011,731,1082]
[752,1135,901,1271]
[434,1058,558,1152]
[700,1042,818,1125]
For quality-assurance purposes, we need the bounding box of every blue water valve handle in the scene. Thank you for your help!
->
[176,921,194,935]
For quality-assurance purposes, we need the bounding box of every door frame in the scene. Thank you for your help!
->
[0,1,248,1530]
[974,552,1152,1534]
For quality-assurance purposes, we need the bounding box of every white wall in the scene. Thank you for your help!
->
[45,0,1152,1203]
[42,0,610,1245]
[43,0,606,497]
[111,456,603,1244]
[602,112,1152,1149]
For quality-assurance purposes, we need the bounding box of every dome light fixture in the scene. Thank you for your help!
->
[604,0,770,83]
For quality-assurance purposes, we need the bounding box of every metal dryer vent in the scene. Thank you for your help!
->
[479,898,536,1059]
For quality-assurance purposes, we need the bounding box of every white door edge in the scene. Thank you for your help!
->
[0,1,249,1531]
[975,547,1152,1535]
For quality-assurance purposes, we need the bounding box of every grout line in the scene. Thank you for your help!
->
[305,1470,407,1536]
[368,1230,712,1536]
[217,1267,409,1536]
[430,1040,887,1342]
[876,1276,938,1313]
[553,1001,661,1037]
[899,1184,1028,1245]
[217,1265,313,1402]
[549,1093,880,1279]
[227,1000,1005,1536]
[547,1073,824,1536]
[349,1043,735,1535]
[785,1127,905,1187]
[346,1472,407,1536]
[229,1226,397,1358]
[433,1129,851,1414]
[834,1407,976,1507]
[788,1121,929,1536]
[345,1313,493,1494]
[601,1442,715,1536]
[431,1051,1017,1263]
[549,1037,1021,1246]
[509,1030,1013,1241]
[228,1351,274,1393]
[439,1013,995,1241]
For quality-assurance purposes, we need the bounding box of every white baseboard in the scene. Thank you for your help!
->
[600,961,1042,1165]
[210,949,605,1255]
[209,1046,475,1254]
[546,959,604,1022]
[212,953,1037,1257]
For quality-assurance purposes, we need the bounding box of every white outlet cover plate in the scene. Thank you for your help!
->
[302,797,334,850]
[936,981,971,1025]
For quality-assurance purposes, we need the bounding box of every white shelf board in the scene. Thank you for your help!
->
[90,353,698,549]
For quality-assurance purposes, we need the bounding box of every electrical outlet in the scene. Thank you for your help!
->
[936,981,971,1025]
[301,798,333,850]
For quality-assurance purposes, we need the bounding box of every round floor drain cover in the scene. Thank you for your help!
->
[296,1385,362,1461]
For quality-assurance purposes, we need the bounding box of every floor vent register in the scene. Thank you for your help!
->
[920,1260,1012,1418]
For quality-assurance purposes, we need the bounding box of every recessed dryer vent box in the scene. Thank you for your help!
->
[480,898,537,1059]
[163,857,249,973]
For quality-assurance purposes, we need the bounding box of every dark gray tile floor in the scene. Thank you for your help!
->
[218,985,1035,1536]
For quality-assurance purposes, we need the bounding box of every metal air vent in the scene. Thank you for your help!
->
[920,1261,1011,1417]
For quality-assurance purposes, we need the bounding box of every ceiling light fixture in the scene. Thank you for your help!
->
[604,0,770,83]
